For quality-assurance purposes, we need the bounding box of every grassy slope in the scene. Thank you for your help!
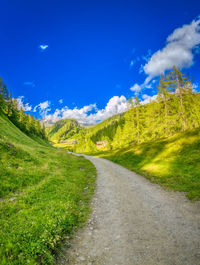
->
[0,113,96,265]
[97,129,200,200]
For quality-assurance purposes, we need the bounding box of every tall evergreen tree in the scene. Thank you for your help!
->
[134,96,141,143]
[0,78,8,113]
[157,74,171,136]
[168,66,192,131]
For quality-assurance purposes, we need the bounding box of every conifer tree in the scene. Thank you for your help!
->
[18,107,26,132]
[112,125,122,149]
[168,66,192,131]
[157,74,171,136]
[0,78,8,112]
[134,96,141,143]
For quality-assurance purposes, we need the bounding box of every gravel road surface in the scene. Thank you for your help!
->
[57,155,200,265]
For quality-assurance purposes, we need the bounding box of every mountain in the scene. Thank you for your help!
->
[50,89,200,154]
[46,118,82,143]
[47,69,200,155]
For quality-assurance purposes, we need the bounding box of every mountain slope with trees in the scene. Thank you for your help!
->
[0,78,46,139]
[47,118,81,143]
[66,67,200,200]
[71,67,200,153]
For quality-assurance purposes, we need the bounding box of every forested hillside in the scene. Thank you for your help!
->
[65,67,200,200]
[47,118,81,143]
[46,67,200,200]
[0,78,46,139]
[72,67,200,153]
[72,114,125,152]
[47,113,124,150]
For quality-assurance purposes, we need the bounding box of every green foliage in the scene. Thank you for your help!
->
[72,67,200,153]
[71,67,200,200]
[0,78,46,139]
[0,113,96,264]
[70,114,124,153]
[47,119,81,143]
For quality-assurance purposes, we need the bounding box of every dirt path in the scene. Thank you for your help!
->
[57,155,200,265]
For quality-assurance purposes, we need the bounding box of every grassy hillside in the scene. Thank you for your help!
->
[47,119,81,143]
[97,129,200,200]
[0,112,96,264]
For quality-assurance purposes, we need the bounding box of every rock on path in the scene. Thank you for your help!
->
[57,155,200,265]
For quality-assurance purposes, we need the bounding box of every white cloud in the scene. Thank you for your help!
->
[42,96,129,125]
[191,82,198,92]
[43,103,96,125]
[141,94,157,105]
[91,96,128,123]
[39,44,49,51]
[59,99,63,104]
[33,100,51,116]
[15,94,160,124]
[39,101,50,110]
[130,83,142,94]
[16,96,32,111]
[143,18,200,84]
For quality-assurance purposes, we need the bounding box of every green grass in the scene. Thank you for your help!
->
[96,129,200,200]
[0,113,96,264]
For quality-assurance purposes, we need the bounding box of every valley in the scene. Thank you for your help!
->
[1,66,200,264]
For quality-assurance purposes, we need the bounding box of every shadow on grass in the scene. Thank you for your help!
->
[93,129,200,200]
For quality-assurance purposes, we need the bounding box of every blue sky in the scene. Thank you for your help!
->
[1,0,200,124]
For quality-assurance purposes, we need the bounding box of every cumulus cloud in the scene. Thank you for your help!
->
[42,96,129,125]
[59,99,63,104]
[16,96,32,111]
[39,44,49,51]
[33,100,51,116]
[91,96,128,123]
[130,79,157,95]
[143,18,200,84]
[130,83,142,94]
[141,94,157,105]
[15,94,160,125]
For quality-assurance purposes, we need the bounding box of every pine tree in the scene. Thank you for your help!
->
[168,66,192,131]
[0,78,8,113]
[18,107,26,132]
[9,98,20,125]
[112,125,123,149]
[134,96,141,143]
[157,74,171,136]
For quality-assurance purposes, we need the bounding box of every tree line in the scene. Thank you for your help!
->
[73,67,200,152]
[0,78,46,139]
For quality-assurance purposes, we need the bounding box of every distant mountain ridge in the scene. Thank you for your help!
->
[47,68,200,154]
[47,113,124,147]
[46,118,82,143]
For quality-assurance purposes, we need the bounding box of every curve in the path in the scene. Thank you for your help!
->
[57,155,200,265]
